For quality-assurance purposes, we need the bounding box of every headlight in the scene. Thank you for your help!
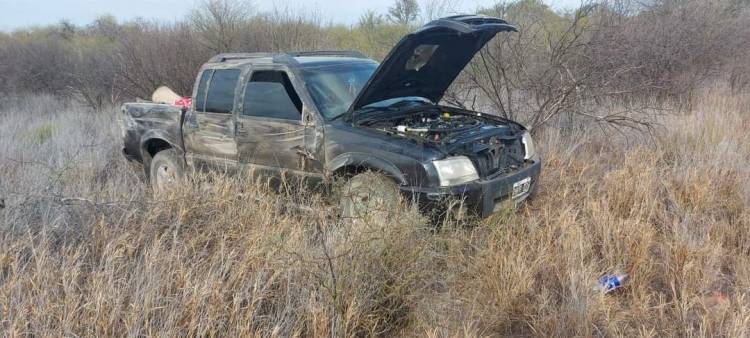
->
[521,131,536,160]
[432,156,479,187]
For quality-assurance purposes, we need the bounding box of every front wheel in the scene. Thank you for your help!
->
[338,172,402,225]
[149,148,185,194]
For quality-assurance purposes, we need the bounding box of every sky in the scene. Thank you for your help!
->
[0,0,582,31]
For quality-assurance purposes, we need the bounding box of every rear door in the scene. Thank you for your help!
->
[235,67,318,182]
[184,68,241,172]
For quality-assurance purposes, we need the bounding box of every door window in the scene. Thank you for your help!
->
[242,70,302,120]
[204,69,240,114]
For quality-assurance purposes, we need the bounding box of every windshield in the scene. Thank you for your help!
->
[301,62,378,119]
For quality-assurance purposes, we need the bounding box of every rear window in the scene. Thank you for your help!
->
[204,69,240,114]
[194,70,212,112]
[242,70,302,120]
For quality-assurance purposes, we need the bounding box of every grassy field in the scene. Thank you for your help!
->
[1,91,749,336]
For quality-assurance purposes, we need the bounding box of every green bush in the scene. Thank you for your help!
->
[24,123,56,145]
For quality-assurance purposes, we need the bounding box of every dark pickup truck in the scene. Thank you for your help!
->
[121,15,541,219]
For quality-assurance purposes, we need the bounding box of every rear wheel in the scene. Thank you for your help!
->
[338,172,402,225]
[149,148,185,194]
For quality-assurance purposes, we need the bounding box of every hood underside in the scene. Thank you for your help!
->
[347,15,517,116]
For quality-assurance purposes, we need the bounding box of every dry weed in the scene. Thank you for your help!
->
[2,92,750,336]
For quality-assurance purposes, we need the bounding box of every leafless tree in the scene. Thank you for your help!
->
[189,0,253,53]
[248,7,331,52]
[65,42,119,110]
[13,33,73,95]
[114,21,210,99]
[359,10,386,30]
[388,0,421,25]
[446,0,703,133]
[420,0,459,21]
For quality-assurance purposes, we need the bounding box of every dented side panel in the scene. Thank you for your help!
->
[235,117,304,170]
[233,63,326,179]
[182,63,245,172]
[183,111,238,171]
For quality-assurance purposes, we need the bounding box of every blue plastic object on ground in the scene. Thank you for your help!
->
[595,273,629,293]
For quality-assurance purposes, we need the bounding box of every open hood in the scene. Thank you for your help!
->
[347,15,517,117]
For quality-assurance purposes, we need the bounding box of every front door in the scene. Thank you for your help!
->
[184,68,241,172]
[235,68,318,184]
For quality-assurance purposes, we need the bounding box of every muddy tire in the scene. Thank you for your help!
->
[338,172,402,225]
[149,148,185,194]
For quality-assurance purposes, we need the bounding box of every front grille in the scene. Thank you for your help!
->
[473,139,525,178]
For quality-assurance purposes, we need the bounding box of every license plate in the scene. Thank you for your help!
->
[512,177,532,199]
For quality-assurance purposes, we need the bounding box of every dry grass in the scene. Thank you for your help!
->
[2,91,750,337]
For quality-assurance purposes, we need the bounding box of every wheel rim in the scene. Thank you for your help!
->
[154,163,176,192]
[340,184,394,224]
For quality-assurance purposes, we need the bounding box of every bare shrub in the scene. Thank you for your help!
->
[189,0,254,53]
[589,0,750,98]
[445,1,662,133]
[114,21,209,99]
[245,7,333,52]
[443,0,750,134]
[420,0,460,21]
[65,33,119,110]
[332,12,410,60]
[388,0,421,25]
[1,28,74,95]
[1,0,747,114]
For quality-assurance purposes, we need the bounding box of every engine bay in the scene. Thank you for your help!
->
[357,108,528,177]
[361,109,514,145]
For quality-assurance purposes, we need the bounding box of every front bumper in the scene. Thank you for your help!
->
[401,159,542,218]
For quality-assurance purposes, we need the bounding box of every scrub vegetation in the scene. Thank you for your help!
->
[2,0,750,336]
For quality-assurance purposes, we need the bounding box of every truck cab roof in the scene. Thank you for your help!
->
[204,51,376,69]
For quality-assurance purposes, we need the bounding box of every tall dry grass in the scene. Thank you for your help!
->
[1,91,750,336]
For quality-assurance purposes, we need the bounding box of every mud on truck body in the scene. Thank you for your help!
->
[121,15,541,219]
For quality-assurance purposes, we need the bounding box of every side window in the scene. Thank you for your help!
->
[194,70,212,112]
[242,70,302,120]
[205,69,240,114]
